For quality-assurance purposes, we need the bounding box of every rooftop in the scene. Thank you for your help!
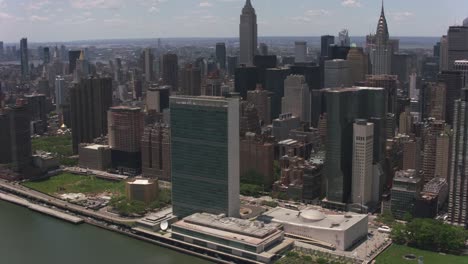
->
[260,207,367,231]
[183,213,281,239]
[128,179,156,185]
[83,144,110,150]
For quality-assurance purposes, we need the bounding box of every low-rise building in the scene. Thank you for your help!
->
[32,151,59,173]
[259,207,368,251]
[171,213,290,263]
[78,144,111,171]
[125,178,159,204]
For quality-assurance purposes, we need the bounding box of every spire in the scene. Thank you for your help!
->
[79,50,85,60]
[245,0,252,8]
[376,0,389,42]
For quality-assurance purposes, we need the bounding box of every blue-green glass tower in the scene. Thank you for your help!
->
[170,96,240,218]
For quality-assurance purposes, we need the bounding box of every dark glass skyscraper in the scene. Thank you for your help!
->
[325,87,386,205]
[215,42,226,70]
[70,77,113,154]
[321,35,335,58]
[20,38,29,79]
[170,96,240,218]
[68,50,81,74]
[162,53,179,91]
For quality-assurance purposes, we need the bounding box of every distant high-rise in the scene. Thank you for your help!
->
[55,76,67,112]
[426,82,447,121]
[0,106,32,172]
[347,47,368,84]
[43,47,50,64]
[142,48,154,83]
[227,56,239,78]
[294,41,307,63]
[435,133,450,180]
[352,120,374,206]
[108,106,144,153]
[265,67,290,120]
[215,42,226,70]
[440,35,449,71]
[180,64,201,96]
[70,77,113,154]
[146,84,170,113]
[454,60,468,88]
[68,50,81,75]
[324,59,351,88]
[370,3,392,75]
[363,74,398,115]
[320,35,335,58]
[25,94,48,134]
[438,71,464,126]
[422,120,446,182]
[338,29,350,47]
[247,85,271,125]
[448,89,468,227]
[141,123,171,181]
[402,139,421,171]
[239,0,257,66]
[447,25,468,70]
[20,38,29,79]
[282,75,311,123]
[170,96,240,218]
[259,43,268,55]
[162,53,178,91]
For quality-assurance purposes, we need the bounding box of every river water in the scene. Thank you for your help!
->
[0,200,211,264]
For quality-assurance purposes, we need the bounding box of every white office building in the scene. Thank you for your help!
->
[282,75,311,123]
[352,120,374,206]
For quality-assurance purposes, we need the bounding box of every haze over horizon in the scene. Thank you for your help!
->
[0,0,467,43]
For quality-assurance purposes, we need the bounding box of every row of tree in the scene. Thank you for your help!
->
[391,218,468,253]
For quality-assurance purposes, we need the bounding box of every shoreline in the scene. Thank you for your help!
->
[0,181,260,264]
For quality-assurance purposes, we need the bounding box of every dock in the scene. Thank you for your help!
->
[0,193,83,224]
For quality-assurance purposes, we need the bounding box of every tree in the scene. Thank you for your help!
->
[390,223,407,245]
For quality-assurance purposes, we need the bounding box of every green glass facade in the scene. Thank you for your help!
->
[325,87,386,203]
[170,97,239,218]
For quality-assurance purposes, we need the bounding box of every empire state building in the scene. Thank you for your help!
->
[239,0,257,66]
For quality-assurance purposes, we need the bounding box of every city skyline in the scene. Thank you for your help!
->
[0,0,467,42]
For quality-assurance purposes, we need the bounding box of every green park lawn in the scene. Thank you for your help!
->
[376,244,468,264]
[22,173,125,196]
[32,134,77,166]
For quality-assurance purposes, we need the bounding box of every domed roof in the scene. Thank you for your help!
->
[464,17,468,27]
[300,209,326,222]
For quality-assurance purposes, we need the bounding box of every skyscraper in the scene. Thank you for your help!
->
[20,38,29,79]
[454,60,468,88]
[370,3,392,75]
[338,29,351,47]
[440,35,449,71]
[438,71,464,126]
[324,59,351,88]
[142,48,154,83]
[55,76,67,112]
[320,35,335,58]
[352,120,374,207]
[294,41,307,63]
[141,123,171,181]
[68,50,81,75]
[447,25,468,70]
[282,75,311,123]
[162,53,179,91]
[347,47,368,84]
[215,42,226,70]
[171,96,240,218]
[247,85,271,125]
[325,87,386,206]
[108,106,144,171]
[0,106,32,172]
[70,77,113,154]
[448,89,468,227]
[239,0,257,66]
[43,47,50,64]
[180,64,201,96]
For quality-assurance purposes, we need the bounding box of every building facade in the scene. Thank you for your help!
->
[170,96,240,218]
[239,0,257,66]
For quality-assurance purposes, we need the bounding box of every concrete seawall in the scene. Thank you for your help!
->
[0,193,83,224]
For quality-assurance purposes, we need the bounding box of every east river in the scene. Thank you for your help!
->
[0,200,211,264]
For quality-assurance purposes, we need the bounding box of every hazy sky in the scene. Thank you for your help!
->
[0,0,467,42]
